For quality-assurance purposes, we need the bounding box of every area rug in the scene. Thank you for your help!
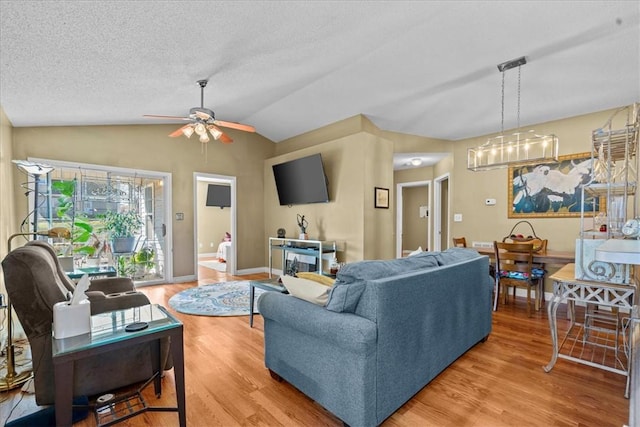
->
[168,281,265,316]
[198,259,227,272]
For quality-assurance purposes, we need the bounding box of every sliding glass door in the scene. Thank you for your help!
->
[28,158,172,286]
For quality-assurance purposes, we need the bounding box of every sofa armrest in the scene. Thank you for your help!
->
[85,290,150,315]
[87,277,136,294]
[258,291,377,355]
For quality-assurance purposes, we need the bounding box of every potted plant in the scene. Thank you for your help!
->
[51,179,98,270]
[132,245,155,278]
[102,210,143,253]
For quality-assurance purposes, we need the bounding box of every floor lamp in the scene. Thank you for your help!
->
[0,160,56,391]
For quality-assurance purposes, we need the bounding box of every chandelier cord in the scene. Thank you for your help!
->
[517,65,522,131]
[501,70,505,135]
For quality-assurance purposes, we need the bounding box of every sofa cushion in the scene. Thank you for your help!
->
[281,275,332,306]
[325,252,441,313]
[435,247,481,266]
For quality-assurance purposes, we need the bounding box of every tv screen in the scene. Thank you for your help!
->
[272,154,329,205]
[206,184,231,208]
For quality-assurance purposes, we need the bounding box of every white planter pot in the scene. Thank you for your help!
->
[111,237,136,254]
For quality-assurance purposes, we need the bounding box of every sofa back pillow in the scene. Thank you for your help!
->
[281,275,332,306]
[325,252,441,313]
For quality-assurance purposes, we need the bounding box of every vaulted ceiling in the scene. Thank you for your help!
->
[1,1,638,151]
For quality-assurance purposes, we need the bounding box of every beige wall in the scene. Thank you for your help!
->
[4,105,633,280]
[265,115,400,266]
[11,124,274,276]
[0,106,16,300]
[402,185,429,251]
[196,180,231,254]
[449,107,629,252]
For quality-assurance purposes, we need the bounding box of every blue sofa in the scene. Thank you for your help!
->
[258,248,493,427]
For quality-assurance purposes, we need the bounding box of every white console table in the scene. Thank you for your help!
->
[268,237,336,278]
[544,263,636,397]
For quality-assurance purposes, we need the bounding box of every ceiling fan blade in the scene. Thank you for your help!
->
[169,124,192,137]
[144,114,191,121]
[213,120,256,133]
[220,133,233,144]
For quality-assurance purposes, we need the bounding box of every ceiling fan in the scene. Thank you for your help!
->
[144,79,255,144]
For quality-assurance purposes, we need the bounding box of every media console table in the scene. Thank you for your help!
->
[268,237,337,278]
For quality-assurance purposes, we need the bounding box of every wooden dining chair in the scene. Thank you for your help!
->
[493,241,545,317]
[452,237,467,248]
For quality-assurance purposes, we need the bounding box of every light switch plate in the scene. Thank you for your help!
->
[175,212,184,220]
[453,213,462,222]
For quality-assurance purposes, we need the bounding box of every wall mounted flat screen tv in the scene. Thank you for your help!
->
[206,184,231,208]
[272,153,329,205]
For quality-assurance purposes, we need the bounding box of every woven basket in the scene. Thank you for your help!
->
[502,221,547,253]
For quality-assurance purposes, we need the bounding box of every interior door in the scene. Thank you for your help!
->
[395,180,430,258]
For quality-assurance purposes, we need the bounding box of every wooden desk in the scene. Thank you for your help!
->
[475,247,575,265]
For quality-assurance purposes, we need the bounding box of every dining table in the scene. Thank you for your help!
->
[474,246,575,265]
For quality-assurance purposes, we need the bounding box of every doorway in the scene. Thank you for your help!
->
[395,180,431,258]
[433,173,450,251]
[194,173,236,276]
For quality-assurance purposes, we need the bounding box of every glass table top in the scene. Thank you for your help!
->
[52,304,181,357]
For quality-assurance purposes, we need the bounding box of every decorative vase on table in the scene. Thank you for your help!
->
[297,214,308,240]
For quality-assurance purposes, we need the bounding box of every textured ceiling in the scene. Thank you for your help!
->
[1,1,638,156]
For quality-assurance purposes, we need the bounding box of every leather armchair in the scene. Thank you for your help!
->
[1,241,170,405]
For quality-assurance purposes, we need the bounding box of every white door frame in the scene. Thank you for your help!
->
[193,173,237,275]
[395,180,431,258]
[433,172,450,252]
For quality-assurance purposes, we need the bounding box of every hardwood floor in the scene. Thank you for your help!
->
[0,264,630,426]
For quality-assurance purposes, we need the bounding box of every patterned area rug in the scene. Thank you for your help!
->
[168,281,265,316]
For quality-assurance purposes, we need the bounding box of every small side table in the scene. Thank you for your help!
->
[249,279,287,327]
[67,265,117,280]
[52,304,185,427]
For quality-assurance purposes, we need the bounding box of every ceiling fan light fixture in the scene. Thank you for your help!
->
[209,126,223,140]
[199,133,210,143]
[194,123,206,136]
[182,126,195,138]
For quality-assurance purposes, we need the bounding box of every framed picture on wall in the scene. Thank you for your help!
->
[508,152,605,218]
[375,187,389,209]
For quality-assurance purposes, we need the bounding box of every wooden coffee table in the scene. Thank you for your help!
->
[249,278,287,327]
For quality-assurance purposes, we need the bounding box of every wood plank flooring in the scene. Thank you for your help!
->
[0,263,630,426]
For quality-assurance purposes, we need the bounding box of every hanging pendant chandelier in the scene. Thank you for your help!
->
[467,56,559,172]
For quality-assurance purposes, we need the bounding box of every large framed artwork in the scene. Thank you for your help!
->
[508,152,604,218]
